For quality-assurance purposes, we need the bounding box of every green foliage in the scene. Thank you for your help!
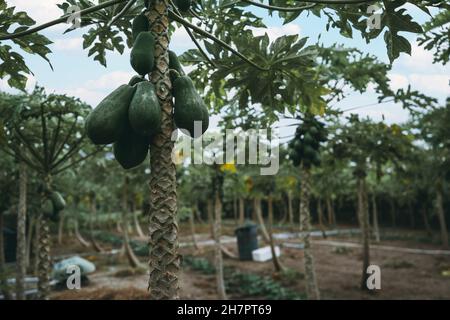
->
[418,9,450,65]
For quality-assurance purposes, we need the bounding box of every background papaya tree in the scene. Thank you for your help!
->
[415,99,450,248]
[0,88,100,299]
[1,0,447,299]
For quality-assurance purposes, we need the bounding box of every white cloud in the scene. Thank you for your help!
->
[7,0,67,31]
[389,73,409,91]
[53,37,84,51]
[409,74,450,95]
[85,71,135,90]
[250,24,302,41]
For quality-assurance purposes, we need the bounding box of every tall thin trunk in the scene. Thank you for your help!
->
[267,195,284,273]
[122,177,143,269]
[37,215,50,300]
[147,0,180,300]
[214,190,227,299]
[254,198,271,243]
[317,199,324,227]
[357,177,371,290]
[16,161,27,300]
[326,197,334,227]
[89,195,103,253]
[33,217,40,276]
[57,211,65,245]
[372,194,380,243]
[288,192,294,226]
[233,196,238,225]
[74,219,89,248]
[133,209,145,239]
[190,207,199,250]
[207,199,214,238]
[300,167,320,300]
[194,202,205,224]
[238,198,245,225]
[0,210,13,300]
[436,182,449,249]
[26,214,35,269]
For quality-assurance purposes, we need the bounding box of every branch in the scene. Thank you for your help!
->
[49,114,63,163]
[238,1,316,12]
[13,125,45,167]
[169,10,269,71]
[51,117,78,164]
[0,0,129,41]
[40,104,50,172]
[170,1,216,68]
[107,0,137,28]
[53,148,103,175]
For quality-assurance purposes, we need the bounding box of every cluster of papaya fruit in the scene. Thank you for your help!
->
[288,116,327,168]
[42,191,66,221]
[85,3,208,170]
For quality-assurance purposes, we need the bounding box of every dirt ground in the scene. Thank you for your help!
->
[49,226,450,300]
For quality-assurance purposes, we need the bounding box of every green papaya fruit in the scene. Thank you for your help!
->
[42,199,54,217]
[132,13,150,43]
[292,140,302,152]
[130,31,155,76]
[303,145,316,160]
[113,126,149,169]
[129,81,161,137]
[50,191,66,211]
[173,76,208,138]
[169,50,185,83]
[129,75,145,86]
[303,132,315,145]
[86,85,136,145]
[175,0,191,12]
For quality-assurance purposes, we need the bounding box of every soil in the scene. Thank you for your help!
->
[49,225,450,300]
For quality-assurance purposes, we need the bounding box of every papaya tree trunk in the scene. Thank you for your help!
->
[436,182,449,249]
[267,195,284,273]
[207,199,214,239]
[238,198,245,225]
[254,197,271,243]
[326,197,335,228]
[89,195,103,253]
[190,207,199,250]
[37,214,50,300]
[122,177,143,269]
[146,1,180,300]
[288,192,294,226]
[233,196,238,225]
[33,217,40,276]
[0,210,13,300]
[26,214,35,269]
[133,208,145,239]
[317,199,324,227]
[57,211,65,245]
[16,161,27,300]
[194,201,204,224]
[214,189,227,299]
[299,166,320,300]
[372,194,380,243]
[357,177,371,290]
[74,218,89,248]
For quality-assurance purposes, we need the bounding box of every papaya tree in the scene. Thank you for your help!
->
[0,88,99,299]
[1,0,447,300]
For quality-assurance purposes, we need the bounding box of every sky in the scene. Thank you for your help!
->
[1,0,449,141]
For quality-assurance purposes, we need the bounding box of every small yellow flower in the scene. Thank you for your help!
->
[220,162,237,173]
